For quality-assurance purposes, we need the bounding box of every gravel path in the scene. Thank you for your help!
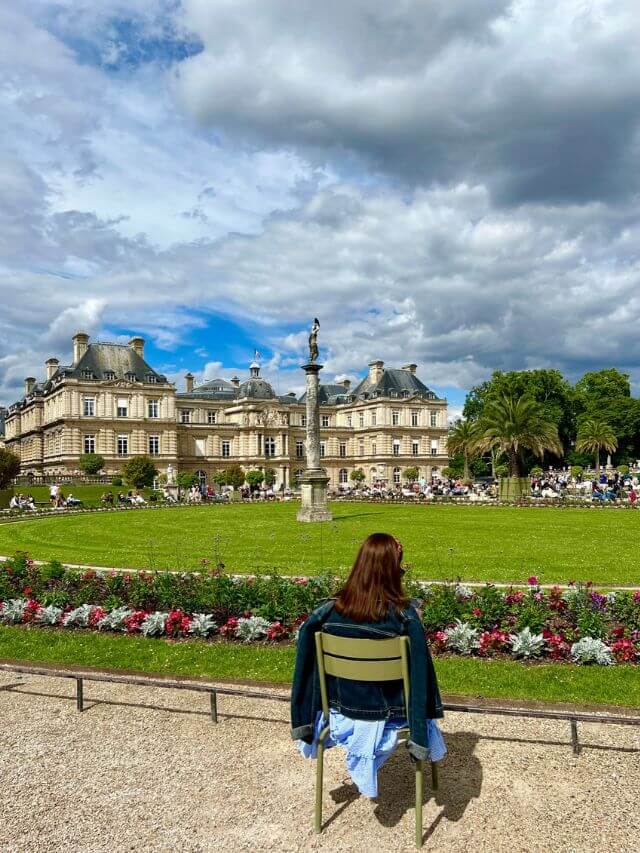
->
[1,673,638,852]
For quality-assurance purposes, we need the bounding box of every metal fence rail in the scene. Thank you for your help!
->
[1,661,638,756]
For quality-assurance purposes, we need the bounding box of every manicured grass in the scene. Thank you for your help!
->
[12,485,158,506]
[1,626,638,708]
[1,502,639,585]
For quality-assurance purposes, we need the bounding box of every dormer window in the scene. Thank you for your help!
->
[104,371,116,381]
[145,373,157,383]
[125,372,136,382]
[81,370,94,380]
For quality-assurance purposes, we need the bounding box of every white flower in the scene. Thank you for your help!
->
[188,613,217,637]
[455,583,474,600]
[97,606,133,631]
[571,637,614,665]
[34,605,63,625]
[445,620,479,654]
[236,616,270,642]
[140,611,167,637]
[62,604,94,627]
[0,599,27,623]
[510,627,545,658]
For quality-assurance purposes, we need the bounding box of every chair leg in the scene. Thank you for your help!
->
[415,759,423,848]
[431,760,439,791]
[315,743,324,834]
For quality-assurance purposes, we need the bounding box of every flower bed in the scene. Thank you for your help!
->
[1,554,639,665]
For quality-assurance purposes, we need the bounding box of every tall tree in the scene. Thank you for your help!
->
[447,419,479,482]
[476,394,562,477]
[574,369,640,462]
[575,419,617,474]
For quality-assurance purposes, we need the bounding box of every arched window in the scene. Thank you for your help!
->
[339,468,348,484]
[393,466,401,484]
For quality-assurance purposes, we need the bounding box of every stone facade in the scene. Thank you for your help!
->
[4,332,449,487]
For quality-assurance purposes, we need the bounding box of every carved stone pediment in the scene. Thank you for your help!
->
[103,380,135,388]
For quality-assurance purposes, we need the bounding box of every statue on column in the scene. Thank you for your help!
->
[308,318,320,363]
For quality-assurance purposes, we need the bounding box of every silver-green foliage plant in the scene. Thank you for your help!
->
[445,619,479,654]
[35,605,63,625]
[62,604,94,627]
[571,637,614,665]
[236,615,270,642]
[188,613,217,637]
[510,627,545,658]
[141,611,167,637]
[454,583,473,601]
[0,599,27,623]
[97,606,133,631]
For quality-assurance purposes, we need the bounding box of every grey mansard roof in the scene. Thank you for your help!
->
[351,368,439,401]
[298,383,351,405]
[179,378,238,401]
[65,344,167,383]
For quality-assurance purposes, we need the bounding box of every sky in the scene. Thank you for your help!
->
[2,1,640,419]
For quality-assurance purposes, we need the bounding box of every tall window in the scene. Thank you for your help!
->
[83,397,95,417]
[83,434,95,454]
[339,468,348,484]
[359,440,365,456]
[430,439,438,456]
[358,412,364,428]
[371,410,377,426]
[411,410,419,427]
[180,409,191,424]
[371,441,377,456]
[347,414,352,427]
[149,435,160,455]
[321,414,330,428]
[301,414,307,427]
[117,435,128,456]
[265,437,276,457]
[221,440,230,458]
[392,410,400,426]
[393,466,401,484]
[207,410,216,424]
[430,411,437,427]
[296,440,304,458]
[148,399,159,419]
[320,441,326,458]
[393,439,401,456]
[117,398,128,418]
[412,440,419,456]
[339,441,346,458]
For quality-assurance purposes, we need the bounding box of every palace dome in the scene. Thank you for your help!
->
[237,377,277,400]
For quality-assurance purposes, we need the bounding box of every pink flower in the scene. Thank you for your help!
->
[471,607,482,618]
[633,591,640,604]
[527,576,539,586]
[294,577,309,586]
[534,592,543,602]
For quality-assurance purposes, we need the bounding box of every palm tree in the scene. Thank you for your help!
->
[575,419,617,475]
[447,419,480,482]
[476,393,562,477]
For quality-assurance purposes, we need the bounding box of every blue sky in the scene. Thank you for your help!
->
[3,1,640,417]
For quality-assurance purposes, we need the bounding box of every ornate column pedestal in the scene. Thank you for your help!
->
[297,362,332,523]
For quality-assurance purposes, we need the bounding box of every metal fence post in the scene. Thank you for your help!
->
[76,678,84,712]
[210,690,218,723]
[570,719,580,755]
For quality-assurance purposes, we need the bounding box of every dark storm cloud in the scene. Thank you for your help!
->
[177,0,640,205]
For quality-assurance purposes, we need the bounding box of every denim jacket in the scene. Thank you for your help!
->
[290,600,443,760]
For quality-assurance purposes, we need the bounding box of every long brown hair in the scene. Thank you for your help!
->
[334,533,408,622]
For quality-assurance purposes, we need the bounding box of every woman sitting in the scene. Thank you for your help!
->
[291,533,445,798]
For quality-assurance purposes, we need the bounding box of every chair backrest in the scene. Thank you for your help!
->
[314,632,410,720]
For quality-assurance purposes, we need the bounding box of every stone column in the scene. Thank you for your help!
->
[297,362,332,522]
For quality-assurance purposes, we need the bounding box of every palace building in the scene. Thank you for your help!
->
[4,332,448,488]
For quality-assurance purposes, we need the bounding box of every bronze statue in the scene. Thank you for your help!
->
[308,317,320,363]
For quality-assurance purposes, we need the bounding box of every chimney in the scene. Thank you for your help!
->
[24,377,36,395]
[230,375,240,387]
[185,372,194,393]
[129,336,145,358]
[45,357,60,380]
[341,378,351,390]
[402,363,417,375]
[72,331,89,365]
[368,360,384,384]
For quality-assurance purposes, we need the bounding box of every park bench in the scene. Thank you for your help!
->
[1,659,639,758]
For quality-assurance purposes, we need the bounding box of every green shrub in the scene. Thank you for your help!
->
[122,456,158,489]
[571,465,583,479]
[39,561,66,582]
[0,449,20,490]
[617,465,629,475]
[529,466,543,476]
[422,584,463,633]
[79,453,105,476]
[112,476,123,486]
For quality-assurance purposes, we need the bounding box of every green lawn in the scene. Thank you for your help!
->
[1,626,638,708]
[1,502,639,585]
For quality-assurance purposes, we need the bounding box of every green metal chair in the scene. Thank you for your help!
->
[313,632,439,847]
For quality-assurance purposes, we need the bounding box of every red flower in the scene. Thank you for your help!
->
[611,638,638,663]
[266,621,289,641]
[219,617,238,638]
[633,591,640,604]
[478,629,510,657]
[471,607,482,618]
[527,576,539,586]
[124,610,147,633]
[545,633,571,660]
[294,577,309,586]
[88,607,105,628]
[23,586,32,597]
[23,599,42,623]
[166,609,191,637]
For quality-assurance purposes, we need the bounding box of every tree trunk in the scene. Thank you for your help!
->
[595,449,600,476]
[463,453,470,482]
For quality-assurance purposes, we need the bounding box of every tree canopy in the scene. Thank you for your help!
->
[0,449,20,490]
[122,456,158,489]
